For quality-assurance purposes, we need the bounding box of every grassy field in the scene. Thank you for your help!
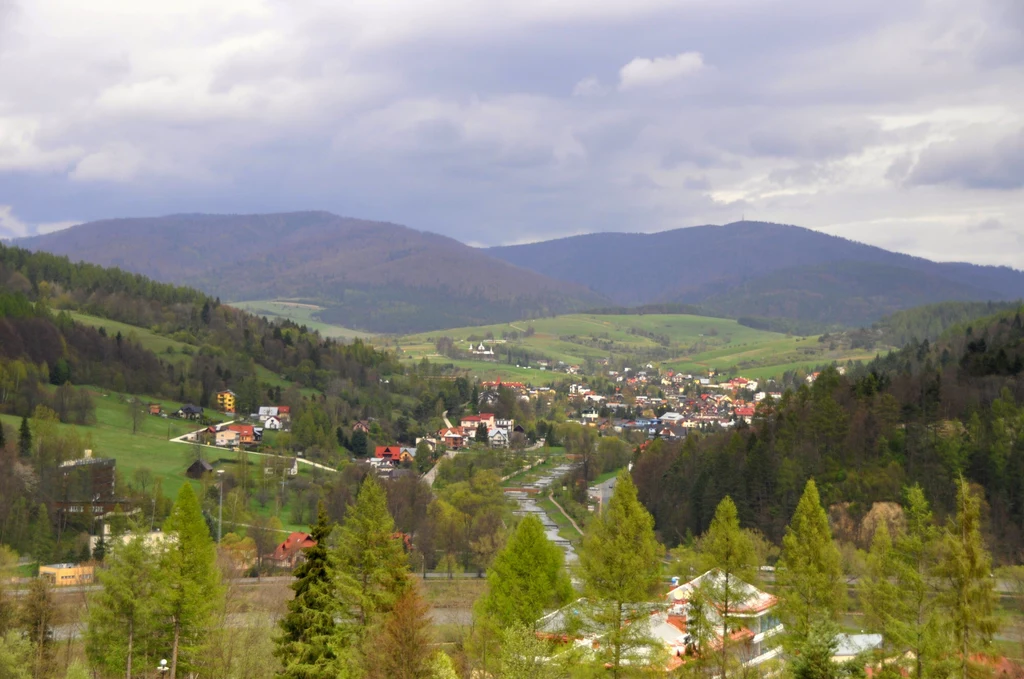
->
[396,313,886,381]
[68,311,194,358]
[228,300,373,340]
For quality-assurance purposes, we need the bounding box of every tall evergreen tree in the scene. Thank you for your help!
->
[861,486,944,679]
[276,504,345,679]
[699,496,758,679]
[935,477,999,679]
[19,578,56,679]
[776,480,845,653]
[477,514,572,630]
[335,476,409,634]
[159,483,223,679]
[364,582,434,679]
[86,526,159,679]
[17,417,30,458]
[578,470,663,678]
[498,622,560,679]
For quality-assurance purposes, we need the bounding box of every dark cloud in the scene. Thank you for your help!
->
[908,127,1024,190]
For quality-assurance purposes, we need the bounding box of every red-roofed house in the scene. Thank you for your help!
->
[228,424,256,444]
[374,446,415,464]
[439,427,465,449]
[268,532,316,569]
[461,413,496,434]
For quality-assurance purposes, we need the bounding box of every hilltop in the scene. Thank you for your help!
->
[18,212,607,333]
[490,221,1024,325]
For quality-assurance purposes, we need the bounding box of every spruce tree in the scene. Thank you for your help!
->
[935,477,999,679]
[776,480,845,653]
[699,496,758,679]
[335,476,409,633]
[477,514,573,629]
[158,483,223,679]
[276,504,345,679]
[17,417,31,458]
[578,470,662,678]
[86,527,159,678]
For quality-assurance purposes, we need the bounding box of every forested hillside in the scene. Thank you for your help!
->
[633,304,1024,560]
[18,212,607,333]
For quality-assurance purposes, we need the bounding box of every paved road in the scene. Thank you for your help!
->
[171,422,337,473]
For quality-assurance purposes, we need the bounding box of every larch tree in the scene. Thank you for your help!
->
[364,581,434,679]
[478,514,573,630]
[578,470,663,678]
[861,485,944,679]
[86,526,160,679]
[335,476,409,633]
[699,496,759,679]
[776,480,845,653]
[19,577,56,679]
[275,504,344,679]
[935,477,999,679]
[158,483,223,679]
[497,622,560,679]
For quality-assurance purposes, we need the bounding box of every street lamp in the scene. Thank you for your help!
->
[216,469,226,544]
[157,659,169,675]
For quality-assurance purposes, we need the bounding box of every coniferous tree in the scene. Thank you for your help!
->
[861,486,944,679]
[699,496,758,679]
[276,504,345,679]
[935,477,999,679]
[158,483,223,679]
[17,418,31,458]
[477,514,572,630]
[86,526,159,678]
[578,470,663,678]
[497,622,560,679]
[19,577,56,679]
[776,480,845,655]
[335,476,409,634]
[364,582,434,679]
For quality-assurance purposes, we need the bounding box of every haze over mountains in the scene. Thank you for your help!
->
[19,214,1024,332]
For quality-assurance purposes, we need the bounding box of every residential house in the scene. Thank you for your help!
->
[176,404,204,420]
[216,390,237,413]
[148,403,162,416]
[215,429,241,447]
[414,437,438,453]
[39,563,94,587]
[488,428,510,448]
[277,405,291,422]
[352,420,371,434]
[439,427,465,449]
[257,406,279,422]
[461,413,496,434]
[665,569,783,668]
[186,459,214,479]
[227,424,256,444]
[374,446,416,464]
[833,634,883,664]
[264,415,283,430]
[268,532,316,569]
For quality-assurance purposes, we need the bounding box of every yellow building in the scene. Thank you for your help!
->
[216,390,236,413]
[39,563,94,587]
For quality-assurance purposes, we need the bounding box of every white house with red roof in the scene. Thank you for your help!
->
[460,413,496,435]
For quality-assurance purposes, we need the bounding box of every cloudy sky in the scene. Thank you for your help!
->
[0,0,1022,264]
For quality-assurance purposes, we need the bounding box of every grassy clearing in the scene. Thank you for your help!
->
[229,300,373,340]
[67,311,194,359]
[397,313,888,381]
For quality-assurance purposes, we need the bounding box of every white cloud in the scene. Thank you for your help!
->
[618,52,704,90]
[573,76,608,97]
[0,205,28,238]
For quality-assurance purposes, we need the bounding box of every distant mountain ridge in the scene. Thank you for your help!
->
[17,212,607,333]
[490,221,1024,325]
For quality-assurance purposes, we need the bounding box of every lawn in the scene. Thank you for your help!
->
[228,300,373,340]
[67,311,194,359]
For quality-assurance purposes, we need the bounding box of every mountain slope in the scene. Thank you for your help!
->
[489,221,1024,324]
[18,212,607,333]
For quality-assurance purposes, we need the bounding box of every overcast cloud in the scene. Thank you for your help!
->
[0,0,1022,265]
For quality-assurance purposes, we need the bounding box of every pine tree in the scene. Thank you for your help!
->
[335,475,409,633]
[776,480,845,653]
[861,485,944,679]
[17,417,31,458]
[578,470,663,678]
[364,582,434,679]
[699,496,758,679]
[276,504,345,679]
[935,477,999,679]
[478,514,573,630]
[158,483,223,679]
[86,527,159,678]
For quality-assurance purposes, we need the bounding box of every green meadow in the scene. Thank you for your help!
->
[228,300,373,340]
